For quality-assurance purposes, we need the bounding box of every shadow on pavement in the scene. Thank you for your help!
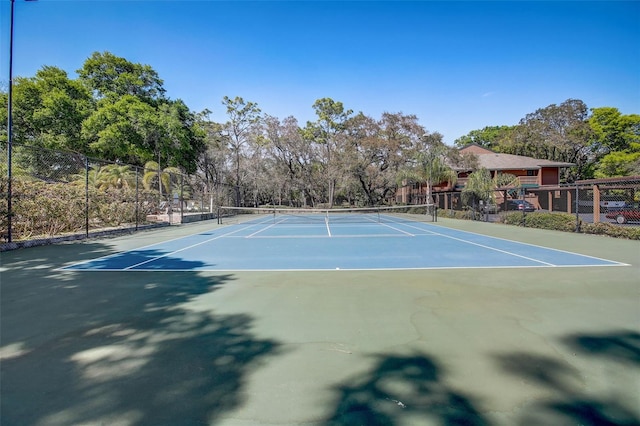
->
[1,242,281,426]
[563,330,640,367]
[326,331,639,425]
[494,330,640,426]
[327,352,489,426]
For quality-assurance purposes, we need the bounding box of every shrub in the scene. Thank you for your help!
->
[452,209,477,220]
[505,211,578,232]
[90,187,138,226]
[581,222,640,240]
[5,177,159,241]
[493,211,639,239]
[407,206,427,214]
[12,180,86,238]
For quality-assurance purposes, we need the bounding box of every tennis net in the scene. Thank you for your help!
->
[217,204,438,225]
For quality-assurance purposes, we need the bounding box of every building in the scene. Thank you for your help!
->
[397,144,575,208]
[456,144,575,188]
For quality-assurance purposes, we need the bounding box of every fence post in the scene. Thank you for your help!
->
[520,187,526,226]
[85,156,89,238]
[135,166,139,231]
[593,184,601,223]
[6,145,12,243]
[575,183,580,232]
[180,173,184,223]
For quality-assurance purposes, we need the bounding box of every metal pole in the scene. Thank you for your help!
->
[85,156,89,237]
[6,0,15,243]
[520,187,526,226]
[5,0,37,243]
[180,173,184,223]
[575,183,580,232]
[135,166,139,231]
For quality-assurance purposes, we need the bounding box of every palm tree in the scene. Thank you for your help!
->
[142,161,182,196]
[72,167,106,189]
[462,168,494,212]
[72,164,135,190]
[398,142,457,205]
[462,169,520,214]
[100,164,135,189]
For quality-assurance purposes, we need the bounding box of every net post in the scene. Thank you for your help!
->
[217,207,221,224]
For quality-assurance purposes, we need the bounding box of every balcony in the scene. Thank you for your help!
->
[517,176,539,187]
[454,176,539,189]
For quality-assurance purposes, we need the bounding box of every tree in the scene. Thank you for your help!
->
[73,164,136,190]
[142,160,181,199]
[302,98,353,207]
[155,99,206,174]
[0,66,93,152]
[453,125,514,149]
[398,133,458,205]
[595,150,640,177]
[503,99,594,181]
[222,96,262,206]
[263,115,318,206]
[196,115,230,206]
[81,96,204,172]
[98,164,136,189]
[345,112,424,206]
[81,95,157,165]
[589,107,639,152]
[461,169,520,217]
[461,168,494,212]
[590,108,640,177]
[77,51,165,104]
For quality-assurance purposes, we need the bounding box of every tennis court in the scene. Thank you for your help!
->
[63,207,625,272]
[2,214,639,426]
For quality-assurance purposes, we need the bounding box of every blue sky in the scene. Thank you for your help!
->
[2,0,639,144]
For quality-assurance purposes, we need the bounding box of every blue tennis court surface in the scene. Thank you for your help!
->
[63,215,626,271]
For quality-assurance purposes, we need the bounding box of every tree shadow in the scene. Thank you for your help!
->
[494,330,640,426]
[327,352,488,426]
[563,330,640,367]
[61,247,212,270]
[1,242,282,425]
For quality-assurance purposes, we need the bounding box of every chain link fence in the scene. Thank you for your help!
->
[433,177,640,230]
[1,143,237,247]
[533,177,640,227]
[3,142,638,245]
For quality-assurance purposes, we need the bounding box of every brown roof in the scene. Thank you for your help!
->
[459,144,574,170]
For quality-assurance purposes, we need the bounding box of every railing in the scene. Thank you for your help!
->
[517,176,539,186]
[455,176,539,188]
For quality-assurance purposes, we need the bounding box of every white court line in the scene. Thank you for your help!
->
[377,221,415,236]
[57,226,230,270]
[63,215,628,271]
[380,218,557,266]
[325,217,332,237]
[82,263,628,272]
[246,224,275,238]
[122,223,262,270]
[384,218,628,267]
[238,234,414,239]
